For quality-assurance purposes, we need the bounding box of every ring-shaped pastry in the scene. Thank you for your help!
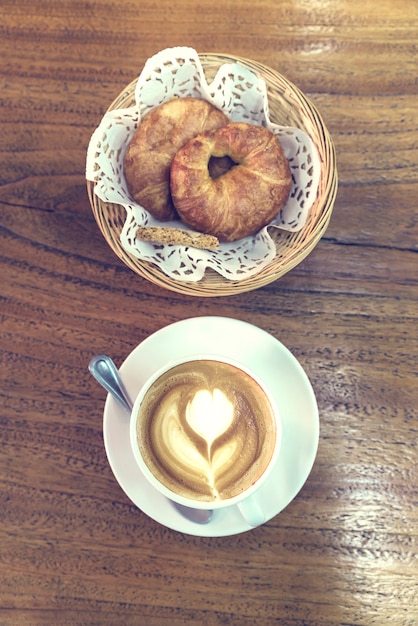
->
[170,122,292,242]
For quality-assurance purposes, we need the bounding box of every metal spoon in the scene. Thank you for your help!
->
[89,354,213,525]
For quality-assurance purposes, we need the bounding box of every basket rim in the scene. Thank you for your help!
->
[87,52,338,297]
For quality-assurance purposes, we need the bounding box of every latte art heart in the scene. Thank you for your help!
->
[136,360,276,502]
[185,388,234,447]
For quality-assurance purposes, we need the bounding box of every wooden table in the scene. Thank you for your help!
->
[1,1,417,624]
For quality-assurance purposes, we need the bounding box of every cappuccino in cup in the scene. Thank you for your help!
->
[132,357,277,504]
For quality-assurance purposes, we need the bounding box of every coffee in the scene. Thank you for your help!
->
[135,359,276,502]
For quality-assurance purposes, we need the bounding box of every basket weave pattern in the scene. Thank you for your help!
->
[87,53,337,296]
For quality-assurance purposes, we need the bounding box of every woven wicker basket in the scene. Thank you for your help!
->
[87,53,337,297]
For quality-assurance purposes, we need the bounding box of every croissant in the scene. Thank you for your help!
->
[123,97,229,221]
[170,122,292,242]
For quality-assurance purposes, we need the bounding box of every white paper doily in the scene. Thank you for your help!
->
[86,47,321,282]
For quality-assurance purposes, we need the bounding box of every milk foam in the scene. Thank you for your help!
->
[185,388,234,447]
[136,360,276,501]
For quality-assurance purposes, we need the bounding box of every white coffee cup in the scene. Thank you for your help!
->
[129,355,281,527]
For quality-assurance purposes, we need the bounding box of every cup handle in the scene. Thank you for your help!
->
[237,495,266,527]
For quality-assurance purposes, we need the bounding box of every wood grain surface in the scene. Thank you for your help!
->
[1,1,417,624]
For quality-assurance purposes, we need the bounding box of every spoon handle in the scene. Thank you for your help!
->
[89,354,133,413]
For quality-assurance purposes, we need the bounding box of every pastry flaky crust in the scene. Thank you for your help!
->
[124,98,229,221]
[170,122,292,242]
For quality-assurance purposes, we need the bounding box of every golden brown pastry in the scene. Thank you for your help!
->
[170,122,292,242]
[170,122,292,241]
[124,97,229,221]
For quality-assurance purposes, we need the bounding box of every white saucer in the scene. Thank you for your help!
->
[103,316,319,537]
